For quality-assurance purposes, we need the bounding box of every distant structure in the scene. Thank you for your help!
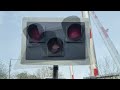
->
[84,73,120,79]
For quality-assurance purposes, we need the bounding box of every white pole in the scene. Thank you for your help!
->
[69,65,74,79]
[81,11,99,76]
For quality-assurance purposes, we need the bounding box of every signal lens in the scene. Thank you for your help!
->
[47,38,63,54]
[67,24,81,41]
[27,24,44,42]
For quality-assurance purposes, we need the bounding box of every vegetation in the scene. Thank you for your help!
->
[0,61,7,79]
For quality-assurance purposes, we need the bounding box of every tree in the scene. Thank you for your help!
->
[16,72,38,79]
[15,66,64,79]
[0,61,7,79]
[97,56,120,79]
[27,74,38,79]
[36,67,52,79]
[16,72,28,79]
[35,66,64,79]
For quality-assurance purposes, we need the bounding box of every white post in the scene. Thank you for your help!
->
[69,65,74,79]
[82,11,89,18]
[81,11,99,77]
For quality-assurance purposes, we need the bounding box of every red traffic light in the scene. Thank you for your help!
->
[47,38,63,54]
[67,24,81,41]
[27,24,44,42]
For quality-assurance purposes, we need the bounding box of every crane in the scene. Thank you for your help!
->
[70,11,120,78]
[90,11,120,72]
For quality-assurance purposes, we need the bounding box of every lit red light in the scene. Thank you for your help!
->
[67,24,81,41]
[27,24,44,42]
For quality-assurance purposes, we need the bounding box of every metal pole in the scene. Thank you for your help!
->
[53,65,58,79]
[8,59,19,79]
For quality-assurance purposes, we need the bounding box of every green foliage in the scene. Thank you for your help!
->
[15,66,64,79]
[16,72,38,79]
[0,61,7,79]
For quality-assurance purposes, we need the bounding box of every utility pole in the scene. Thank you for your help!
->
[81,11,99,77]
[8,59,19,79]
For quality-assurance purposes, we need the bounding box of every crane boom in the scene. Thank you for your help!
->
[90,11,120,70]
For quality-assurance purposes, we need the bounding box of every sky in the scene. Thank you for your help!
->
[0,11,120,79]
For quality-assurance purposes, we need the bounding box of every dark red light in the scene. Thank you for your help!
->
[67,24,81,41]
[27,24,44,42]
[47,38,63,54]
